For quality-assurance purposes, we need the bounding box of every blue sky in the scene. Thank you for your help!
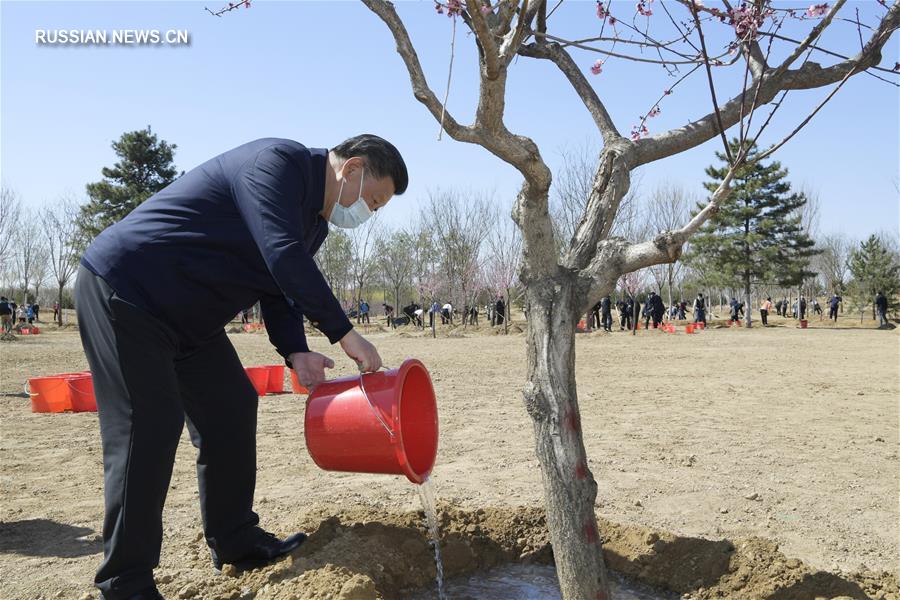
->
[2,0,898,240]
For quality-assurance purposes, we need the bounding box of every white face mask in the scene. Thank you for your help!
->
[328,166,372,229]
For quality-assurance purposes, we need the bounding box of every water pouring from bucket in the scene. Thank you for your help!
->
[304,358,439,485]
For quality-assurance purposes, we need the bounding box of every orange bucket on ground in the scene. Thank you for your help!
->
[68,375,97,412]
[27,376,71,413]
[304,358,439,485]
[244,367,269,396]
[289,370,310,395]
[266,365,285,393]
[686,324,695,334]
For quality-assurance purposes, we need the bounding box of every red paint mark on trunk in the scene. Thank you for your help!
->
[575,460,587,480]
[583,520,599,544]
[564,408,581,432]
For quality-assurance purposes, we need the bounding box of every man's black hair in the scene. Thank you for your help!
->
[331,134,408,195]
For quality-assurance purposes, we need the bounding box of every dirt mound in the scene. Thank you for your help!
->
[155,506,897,600]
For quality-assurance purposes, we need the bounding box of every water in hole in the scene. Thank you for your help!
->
[417,477,446,600]
[412,563,677,599]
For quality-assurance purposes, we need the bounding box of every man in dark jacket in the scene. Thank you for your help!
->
[646,291,665,328]
[75,135,407,600]
[600,295,612,332]
[875,291,889,327]
[693,293,706,325]
[828,293,841,322]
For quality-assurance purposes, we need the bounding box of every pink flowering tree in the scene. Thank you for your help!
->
[212,0,899,597]
[359,1,900,597]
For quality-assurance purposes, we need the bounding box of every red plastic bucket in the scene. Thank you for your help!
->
[289,370,310,395]
[304,358,439,484]
[266,365,285,393]
[800,319,808,329]
[686,324,695,334]
[68,375,97,412]
[27,376,71,413]
[244,367,269,396]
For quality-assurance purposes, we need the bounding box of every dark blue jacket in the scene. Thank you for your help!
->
[82,138,352,358]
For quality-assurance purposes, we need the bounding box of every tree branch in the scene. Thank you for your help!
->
[772,0,847,78]
[362,0,480,144]
[465,0,501,79]
[583,168,734,293]
[634,0,900,166]
[518,40,622,142]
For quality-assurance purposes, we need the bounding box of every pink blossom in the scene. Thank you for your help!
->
[590,60,603,75]
[636,1,653,17]
[806,3,828,18]
[728,4,769,40]
[608,16,617,24]
[435,2,444,14]
[647,106,660,118]
[596,1,607,19]
[447,0,463,17]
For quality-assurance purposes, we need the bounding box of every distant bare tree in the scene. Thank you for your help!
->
[377,229,415,316]
[0,187,23,282]
[348,214,383,310]
[42,196,84,325]
[425,189,493,312]
[315,228,352,305]
[646,184,693,313]
[12,210,46,304]
[817,233,852,296]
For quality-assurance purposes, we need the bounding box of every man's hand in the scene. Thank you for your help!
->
[339,329,382,372]
[289,351,334,390]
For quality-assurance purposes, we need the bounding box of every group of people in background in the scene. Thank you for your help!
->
[0,296,42,333]
[393,295,507,329]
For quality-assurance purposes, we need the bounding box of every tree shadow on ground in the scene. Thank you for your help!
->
[0,519,101,558]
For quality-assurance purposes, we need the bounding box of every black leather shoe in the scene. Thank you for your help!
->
[211,529,307,570]
[122,588,164,600]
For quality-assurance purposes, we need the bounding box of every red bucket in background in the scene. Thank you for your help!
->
[27,376,71,413]
[686,324,695,334]
[289,370,310,395]
[800,319,808,329]
[244,367,269,396]
[266,365,285,393]
[304,358,439,485]
[68,375,97,412]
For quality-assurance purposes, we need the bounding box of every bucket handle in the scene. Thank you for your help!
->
[357,366,396,439]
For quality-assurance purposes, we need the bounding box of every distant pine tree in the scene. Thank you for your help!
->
[77,126,180,245]
[848,234,900,320]
[686,139,818,325]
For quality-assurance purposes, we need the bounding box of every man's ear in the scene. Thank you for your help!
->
[339,156,364,178]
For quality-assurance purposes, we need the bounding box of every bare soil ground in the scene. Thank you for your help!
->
[1,313,897,599]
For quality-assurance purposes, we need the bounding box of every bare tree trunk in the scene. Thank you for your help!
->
[57,284,64,327]
[523,280,611,599]
[744,274,753,328]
